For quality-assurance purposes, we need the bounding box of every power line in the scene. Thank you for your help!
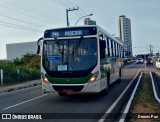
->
[73,11,81,18]
[51,0,70,8]
[66,7,79,26]
[9,0,59,23]
[0,20,42,32]
[52,0,86,20]
[76,11,84,17]
[51,0,88,19]
[59,0,73,8]
[0,23,41,33]
[65,0,87,15]
[0,13,44,28]
[51,0,82,20]
[0,4,54,25]
[79,8,87,15]
[65,0,78,8]
[60,0,83,17]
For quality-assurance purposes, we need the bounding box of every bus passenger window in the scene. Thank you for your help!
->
[103,36,108,57]
[107,38,110,57]
[111,40,114,57]
[100,40,106,59]
[114,42,117,57]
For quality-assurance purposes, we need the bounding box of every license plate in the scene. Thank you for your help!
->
[63,89,73,93]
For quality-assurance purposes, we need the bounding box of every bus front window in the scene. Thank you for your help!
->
[43,37,97,72]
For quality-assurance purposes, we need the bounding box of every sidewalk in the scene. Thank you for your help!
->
[0,79,41,94]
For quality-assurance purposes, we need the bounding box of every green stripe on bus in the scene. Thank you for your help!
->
[45,73,93,84]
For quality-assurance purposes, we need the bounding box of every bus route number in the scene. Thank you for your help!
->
[51,32,59,37]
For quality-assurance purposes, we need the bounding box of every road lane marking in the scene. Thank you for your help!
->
[150,72,160,103]
[119,72,143,122]
[3,94,47,110]
[98,68,141,122]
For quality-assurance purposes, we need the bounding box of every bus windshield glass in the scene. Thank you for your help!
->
[43,37,97,72]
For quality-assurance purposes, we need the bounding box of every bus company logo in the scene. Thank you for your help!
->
[2,114,11,119]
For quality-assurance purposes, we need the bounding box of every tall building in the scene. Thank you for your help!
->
[118,15,132,57]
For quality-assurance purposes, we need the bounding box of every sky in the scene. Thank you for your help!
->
[0,0,160,59]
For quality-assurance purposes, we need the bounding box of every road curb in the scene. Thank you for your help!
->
[0,82,41,95]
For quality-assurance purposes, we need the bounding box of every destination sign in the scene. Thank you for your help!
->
[44,27,97,38]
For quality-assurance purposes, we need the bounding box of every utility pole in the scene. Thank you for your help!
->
[66,7,79,26]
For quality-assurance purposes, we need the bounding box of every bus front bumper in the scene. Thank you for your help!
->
[42,80,101,93]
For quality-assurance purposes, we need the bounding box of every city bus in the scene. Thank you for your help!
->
[37,25,124,96]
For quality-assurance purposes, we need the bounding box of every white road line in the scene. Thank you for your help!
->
[150,72,160,103]
[3,94,47,110]
[119,72,143,122]
[98,68,141,122]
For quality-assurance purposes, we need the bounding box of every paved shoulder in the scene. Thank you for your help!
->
[0,80,41,94]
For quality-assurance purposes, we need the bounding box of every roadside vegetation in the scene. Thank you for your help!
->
[127,74,160,122]
[0,53,40,85]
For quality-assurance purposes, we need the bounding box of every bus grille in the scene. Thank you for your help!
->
[52,85,84,92]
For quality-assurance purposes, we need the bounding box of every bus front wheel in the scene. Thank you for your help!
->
[116,68,122,83]
[100,72,110,96]
[119,68,122,78]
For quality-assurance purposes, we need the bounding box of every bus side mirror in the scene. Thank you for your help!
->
[37,45,40,54]
[37,37,43,55]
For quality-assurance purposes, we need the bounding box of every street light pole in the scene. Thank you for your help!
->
[74,13,93,26]
[66,7,79,26]
[66,9,69,26]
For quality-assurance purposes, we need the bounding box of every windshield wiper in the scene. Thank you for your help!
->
[55,37,64,63]
[71,36,83,62]
[63,36,83,65]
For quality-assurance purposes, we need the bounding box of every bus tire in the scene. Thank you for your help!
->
[116,68,122,83]
[119,68,122,78]
[58,92,67,96]
[100,72,110,96]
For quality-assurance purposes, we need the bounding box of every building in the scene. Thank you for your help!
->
[118,15,132,57]
[6,41,37,60]
[84,18,96,25]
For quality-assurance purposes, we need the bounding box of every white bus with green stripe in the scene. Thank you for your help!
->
[37,25,124,96]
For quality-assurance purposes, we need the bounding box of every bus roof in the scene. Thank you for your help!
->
[44,25,123,45]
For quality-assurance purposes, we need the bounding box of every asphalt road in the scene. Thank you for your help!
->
[0,63,146,122]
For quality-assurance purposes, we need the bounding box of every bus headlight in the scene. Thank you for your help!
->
[43,77,49,83]
[88,71,99,83]
[42,74,49,83]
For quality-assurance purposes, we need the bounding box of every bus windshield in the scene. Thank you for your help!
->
[43,37,97,72]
